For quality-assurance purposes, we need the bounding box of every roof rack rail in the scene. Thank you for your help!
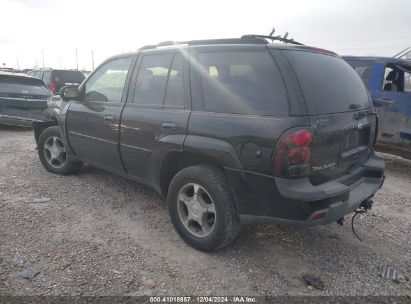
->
[138,37,268,50]
[137,30,301,51]
[242,28,304,46]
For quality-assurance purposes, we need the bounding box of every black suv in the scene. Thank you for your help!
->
[28,69,85,94]
[33,37,385,251]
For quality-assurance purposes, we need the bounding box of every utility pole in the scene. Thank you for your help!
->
[16,54,20,70]
[91,50,94,70]
[42,50,45,68]
[75,48,78,70]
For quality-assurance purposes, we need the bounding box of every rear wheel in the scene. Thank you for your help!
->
[167,165,240,251]
[37,126,83,175]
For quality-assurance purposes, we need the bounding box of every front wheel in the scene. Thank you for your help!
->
[167,165,240,251]
[37,126,83,175]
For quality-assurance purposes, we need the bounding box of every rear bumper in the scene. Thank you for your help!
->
[0,108,49,127]
[225,152,385,226]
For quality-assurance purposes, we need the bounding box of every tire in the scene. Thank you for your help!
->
[167,165,240,251]
[37,126,83,175]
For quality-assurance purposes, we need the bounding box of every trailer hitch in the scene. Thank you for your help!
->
[351,198,374,241]
[336,198,374,241]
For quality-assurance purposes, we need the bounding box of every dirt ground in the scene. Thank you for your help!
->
[0,126,410,296]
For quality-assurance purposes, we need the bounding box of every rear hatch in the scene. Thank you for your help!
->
[282,49,376,185]
[0,74,51,110]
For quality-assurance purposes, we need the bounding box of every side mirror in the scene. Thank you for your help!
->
[60,85,79,101]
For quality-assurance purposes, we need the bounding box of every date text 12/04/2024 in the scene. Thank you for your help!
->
[149,296,257,303]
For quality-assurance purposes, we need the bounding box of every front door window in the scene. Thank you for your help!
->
[85,57,132,102]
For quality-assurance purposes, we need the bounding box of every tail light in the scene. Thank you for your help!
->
[274,129,313,178]
[48,82,56,93]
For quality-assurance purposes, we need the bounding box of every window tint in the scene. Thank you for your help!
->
[198,51,288,116]
[53,70,85,84]
[405,70,411,92]
[164,54,184,107]
[345,60,374,85]
[282,50,371,115]
[0,75,51,96]
[133,54,173,105]
[42,70,52,83]
[85,56,132,102]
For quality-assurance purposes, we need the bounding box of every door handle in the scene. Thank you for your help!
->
[104,115,115,122]
[161,122,177,131]
[374,99,394,106]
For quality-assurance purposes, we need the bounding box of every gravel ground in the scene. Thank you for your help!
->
[0,126,410,296]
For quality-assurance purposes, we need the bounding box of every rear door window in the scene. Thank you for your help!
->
[198,51,288,116]
[282,50,372,115]
[164,54,184,108]
[133,53,173,106]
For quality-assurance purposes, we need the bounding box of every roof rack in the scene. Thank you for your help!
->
[242,28,304,46]
[138,29,303,50]
[139,37,267,50]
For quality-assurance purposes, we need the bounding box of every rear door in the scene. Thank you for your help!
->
[120,49,190,185]
[65,55,134,174]
[281,50,376,184]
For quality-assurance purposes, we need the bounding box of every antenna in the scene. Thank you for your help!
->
[242,28,304,45]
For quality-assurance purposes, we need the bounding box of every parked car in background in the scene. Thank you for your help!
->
[344,56,411,159]
[28,69,85,94]
[0,72,52,126]
[33,37,385,251]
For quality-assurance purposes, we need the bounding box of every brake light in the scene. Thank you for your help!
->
[48,82,56,92]
[274,129,313,177]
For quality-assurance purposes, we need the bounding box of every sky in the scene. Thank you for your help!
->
[1,0,411,71]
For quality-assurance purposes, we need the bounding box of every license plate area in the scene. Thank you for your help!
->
[343,126,370,152]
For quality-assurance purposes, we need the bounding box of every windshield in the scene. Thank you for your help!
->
[281,50,372,115]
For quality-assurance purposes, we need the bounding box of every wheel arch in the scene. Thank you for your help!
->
[32,119,59,144]
[159,135,242,196]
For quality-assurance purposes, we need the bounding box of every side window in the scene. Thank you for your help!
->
[133,53,173,106]
[345,60,374,85]
[198,51,288,116]
[404,68,411,93]
[42,71,51,83]
[85,56,132,102]
[164,54,184,108]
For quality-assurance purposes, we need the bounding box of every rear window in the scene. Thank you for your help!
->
[0,75,51,96]
[344,59,374,85]
[198,51,288,116]
[282,51,372,115]
[53,70,85,84]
